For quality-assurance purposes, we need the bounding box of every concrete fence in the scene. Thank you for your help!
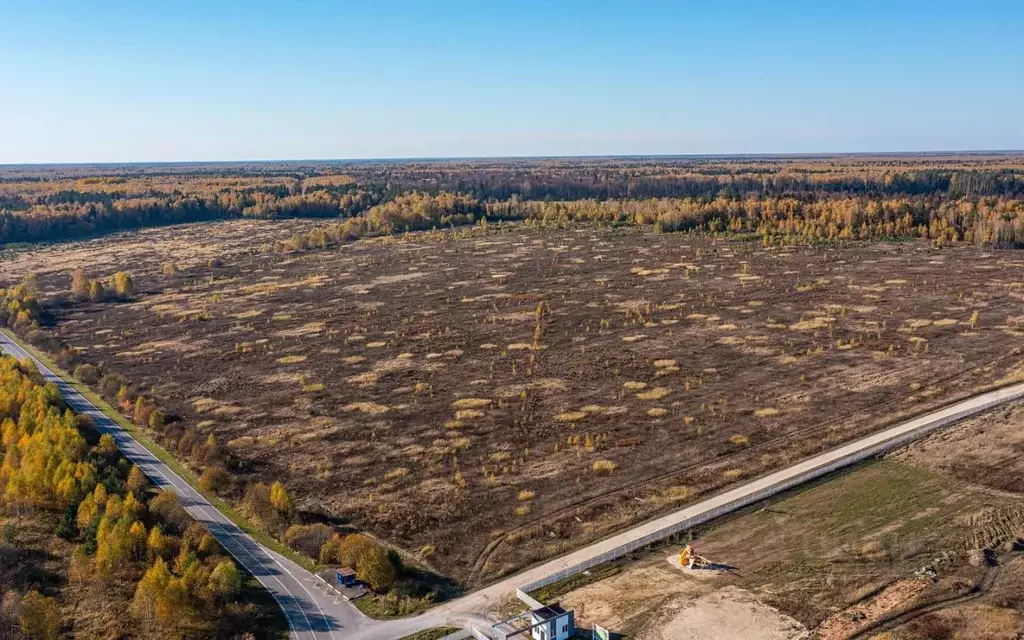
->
[518,388,1024,595]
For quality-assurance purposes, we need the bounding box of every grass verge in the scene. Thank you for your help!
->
[1,329,317,573]
[352,592,437,619]
[397,627,461,640]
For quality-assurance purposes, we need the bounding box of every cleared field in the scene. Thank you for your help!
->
[558,448,1024,639]
[7,220,1024,586]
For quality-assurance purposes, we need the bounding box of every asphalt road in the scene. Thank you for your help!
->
[0,333,353,640]
[6,329,1024,640]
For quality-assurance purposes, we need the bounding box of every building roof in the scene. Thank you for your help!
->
[337,567,356,576]
[531,604,567,621]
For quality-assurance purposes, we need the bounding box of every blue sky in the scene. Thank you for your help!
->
[1,1,1022,162]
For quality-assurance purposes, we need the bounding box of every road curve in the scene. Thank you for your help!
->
[0,333,355,640]
[6,329,1024,640]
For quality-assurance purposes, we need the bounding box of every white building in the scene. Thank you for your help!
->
[529,604,575,640]
[491,603,575,640]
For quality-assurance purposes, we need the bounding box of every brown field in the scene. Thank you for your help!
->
[5,219,1024,587]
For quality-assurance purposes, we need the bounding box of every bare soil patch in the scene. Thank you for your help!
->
[640,586,809,640]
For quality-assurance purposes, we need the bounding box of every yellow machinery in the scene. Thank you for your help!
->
[679,544,711,570]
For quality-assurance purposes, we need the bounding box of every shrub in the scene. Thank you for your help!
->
[150,490,191,534]
[88,279,106,302]
[70,266,90,299]
[357,545,400,591]
[283,523,333,560]
[18,590,62,640]
[319,533,345,564]
[592,459,617,473]
[335,534,375,568]
[269,481,292,515]
[111,271,134,297]
[73,363,99,384]
[199,466,232,494]
[208,560,242,602]
[99,373,126,399]
[134,397,154,426]
[243,482,291,533]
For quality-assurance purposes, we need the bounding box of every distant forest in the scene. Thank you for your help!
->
[2,154,1023,247]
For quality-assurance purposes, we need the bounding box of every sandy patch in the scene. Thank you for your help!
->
[639,586,809,640]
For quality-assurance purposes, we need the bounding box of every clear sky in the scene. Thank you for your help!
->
[1,1,1022,163]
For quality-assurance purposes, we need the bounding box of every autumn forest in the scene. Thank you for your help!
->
[2,154,1024,248]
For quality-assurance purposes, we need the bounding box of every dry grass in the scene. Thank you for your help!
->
[592,460,617,473]
[636,387,670,400]
[25,220,1024,587]
[346,371,379,385]
[453,398,492,410]
[556,410,588,422]
[342,401,390,415]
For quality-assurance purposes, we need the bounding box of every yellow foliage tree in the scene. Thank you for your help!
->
[70,267,90,300]
[269,480,292,516]
[18,590,62,640]
[111,271,134,297]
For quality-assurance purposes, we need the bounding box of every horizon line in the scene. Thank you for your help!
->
[3,148,1024,168]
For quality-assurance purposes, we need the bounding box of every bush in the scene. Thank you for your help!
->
[283,523,333,560]
[198,466,232,494]
[356,545,400,591]
[208,560,242,602]
[134,397,154,426]
[88,279,106,302]
[73,363,99,384]
[335,533,375,568]
[18,590,62,640]
[318,533,403,591]
[111,271,134,297]
[98,373,126,400]
[243,482,285,533]
[319,533,345,564]
[150,491,191,534]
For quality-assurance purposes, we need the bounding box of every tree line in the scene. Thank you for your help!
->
[275,191,1024,252]
[3,156,1024,245]
[0,355,266,638]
